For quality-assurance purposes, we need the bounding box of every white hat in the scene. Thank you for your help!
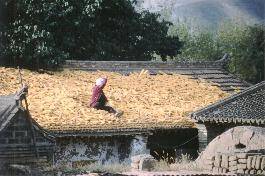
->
[96,77,107,87]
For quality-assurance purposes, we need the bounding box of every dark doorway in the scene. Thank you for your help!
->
[147,128,199,163]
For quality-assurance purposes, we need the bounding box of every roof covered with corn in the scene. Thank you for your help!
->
[0,67,229,135]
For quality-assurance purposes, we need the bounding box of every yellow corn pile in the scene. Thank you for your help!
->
[0,67,229,132]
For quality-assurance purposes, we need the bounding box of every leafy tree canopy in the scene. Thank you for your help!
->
[173,22,264,83]
[1,0,182,69]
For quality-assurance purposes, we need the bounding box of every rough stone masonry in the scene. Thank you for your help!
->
[197,126,265,174]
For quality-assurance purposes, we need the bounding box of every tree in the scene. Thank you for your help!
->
[173,22,264,83]
[1,0,182,69]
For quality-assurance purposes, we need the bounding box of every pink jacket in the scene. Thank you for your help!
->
[90,85,108,108]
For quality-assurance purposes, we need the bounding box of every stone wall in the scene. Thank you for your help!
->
[202,151,265,174]
[197,123,264,152]
[197,126,265,174]
[55,129,198,167]
[55,135,149,167]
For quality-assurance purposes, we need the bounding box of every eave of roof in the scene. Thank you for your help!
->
[0,87,55,140]
[51,126,194,137]
[190,81,265,124]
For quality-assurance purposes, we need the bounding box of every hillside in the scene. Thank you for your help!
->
[135,0,265,29]
[0,67,228,132]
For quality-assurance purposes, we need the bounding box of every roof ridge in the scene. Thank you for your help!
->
[191,81,265,118]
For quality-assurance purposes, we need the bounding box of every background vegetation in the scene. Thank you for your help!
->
[169,22,264,84]
[0,0,181,69]
[0,0,263,83]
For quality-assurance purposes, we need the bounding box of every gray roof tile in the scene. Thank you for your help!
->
[190,81,265,125]
[0,94,19,131]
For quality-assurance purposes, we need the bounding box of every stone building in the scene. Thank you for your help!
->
[0,86,54,169]
[52,56,251,166]
[53,125,198,166]
[0,57,252,167]
[191,81,265,152]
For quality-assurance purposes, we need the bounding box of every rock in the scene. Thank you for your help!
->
[229,155,237,161]
[252,156,257,169]
[239,130,254,145]
[139,157,156,171]
[247,156,253,169]
[212,167,218,173]
[238,158,247,163]
[255,156,262,170]
[228,165,237,171]
[214,154,221,167]
[204,159,213,165]
[204,164,213,171]
[205,156,215,161]
[244,169,250,174]
[237,169,245,174]
[257,170,262,174]
[222,168,228,173]
[237,153,247,159]
[237,163,247,170]
[229,160,237,166]
[249,169,256,174]
[261,157,265,170]
[221,155,229,168]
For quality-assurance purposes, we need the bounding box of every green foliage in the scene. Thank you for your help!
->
[172,22,264,83]
[1,0,181,69]
[217,23,264,83]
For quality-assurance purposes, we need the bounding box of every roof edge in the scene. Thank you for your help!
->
[190,81,265,119]
[64,54,230,69]
[51,126,194,137]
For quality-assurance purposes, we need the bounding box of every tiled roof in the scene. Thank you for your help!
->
[190,81,265,125]
[0,85,29,131]
[0,94,19,132]
[64,54,251,92]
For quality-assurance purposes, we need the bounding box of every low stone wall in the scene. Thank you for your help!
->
[202,152,265,174]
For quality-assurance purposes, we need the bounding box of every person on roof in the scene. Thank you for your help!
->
[90,77,123,117]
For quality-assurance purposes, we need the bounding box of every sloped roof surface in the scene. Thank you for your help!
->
[0,94,19,132]
[190,81,265,124]
[64,58,251,92]
[0,67,230,136]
